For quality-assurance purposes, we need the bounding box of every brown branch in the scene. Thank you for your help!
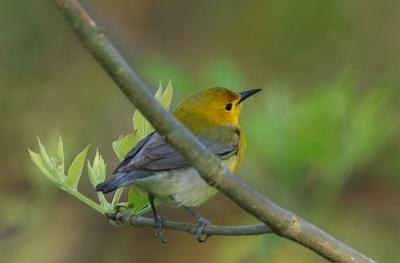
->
[107,212,272,236]
[52,1,376,262]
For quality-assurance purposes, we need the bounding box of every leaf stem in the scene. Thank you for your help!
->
[70,190,105,213]
[111,188,124,206]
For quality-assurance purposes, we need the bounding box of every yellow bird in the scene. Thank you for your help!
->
[96,87,261,241]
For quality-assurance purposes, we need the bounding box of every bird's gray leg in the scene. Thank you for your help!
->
[183,207,211,242]
[148,194,167,243]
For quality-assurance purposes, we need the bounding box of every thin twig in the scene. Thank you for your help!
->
[107,212,272,236]
[52,1,376,262]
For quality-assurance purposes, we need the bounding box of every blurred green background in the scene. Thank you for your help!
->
[1,0,399,262]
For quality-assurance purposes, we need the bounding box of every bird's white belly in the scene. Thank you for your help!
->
[135,168,218,207]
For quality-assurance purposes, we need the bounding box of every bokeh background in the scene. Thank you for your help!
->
[1,0,400,262]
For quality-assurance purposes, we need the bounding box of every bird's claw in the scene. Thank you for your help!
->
[195,217,210,242]
[153,215,167,243]
[105,205,128,226]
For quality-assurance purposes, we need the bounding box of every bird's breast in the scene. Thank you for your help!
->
[134,155,238,208]
[135,167,218,207]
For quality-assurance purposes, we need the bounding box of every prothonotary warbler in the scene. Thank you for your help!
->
[96,87,261,242]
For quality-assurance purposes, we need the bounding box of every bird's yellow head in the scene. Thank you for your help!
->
[173,87,261,132]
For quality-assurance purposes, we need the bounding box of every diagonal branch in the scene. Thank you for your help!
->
[108,212,272,236]
[52,1,376,262]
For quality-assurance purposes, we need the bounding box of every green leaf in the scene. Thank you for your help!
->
[57,137,64,163]
[28,149,55,182]
[154,81,163,100]
[37,138,55,171]
[87,150,110,209]
[112,132,137,161]
[87,149,106,187]
[65,146,90,190]
[93,149,106,184]
[87,161,95,184]
[132,110,151,141]
[57,137,65,175]
[55,164,64,179]
[29,139,105,214]
[159,80,173,109]
[131,81,173,142]
[128,187,143,205]
[127,187,152,215]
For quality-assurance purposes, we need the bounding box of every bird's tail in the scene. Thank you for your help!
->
[95,172,135,193]
[96,171,152,194]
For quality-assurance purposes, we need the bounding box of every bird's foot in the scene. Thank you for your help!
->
[194,217,210,242]
[153,215,167,243]
[105,204,128,226]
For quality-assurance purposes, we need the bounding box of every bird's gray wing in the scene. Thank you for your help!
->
[115,125,240,173]
[112,132,154,173]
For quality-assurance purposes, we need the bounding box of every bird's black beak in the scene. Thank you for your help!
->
[238,89,262,104]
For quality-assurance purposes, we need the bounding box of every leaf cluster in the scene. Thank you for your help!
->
[29,81,173,215]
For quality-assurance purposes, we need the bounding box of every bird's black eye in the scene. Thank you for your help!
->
[225,103,233,111]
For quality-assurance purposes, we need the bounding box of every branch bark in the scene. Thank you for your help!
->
[107,212,272,237]
[52,1,376,262]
